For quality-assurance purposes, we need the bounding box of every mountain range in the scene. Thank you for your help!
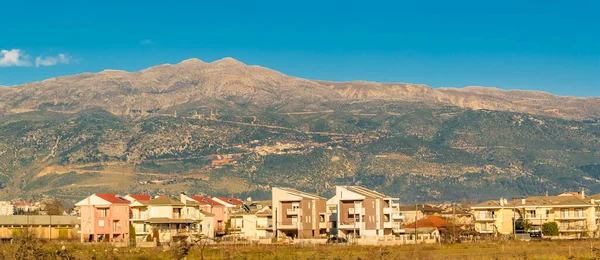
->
[1,58,600,204]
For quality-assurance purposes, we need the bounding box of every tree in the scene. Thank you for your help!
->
[43,198,64,215]
[542,222,559,236]
[521,219,533,232]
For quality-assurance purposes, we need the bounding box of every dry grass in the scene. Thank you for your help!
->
[2,238,600,260]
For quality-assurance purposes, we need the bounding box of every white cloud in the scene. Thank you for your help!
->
[35,53,72,67]
[0,49,31,67]
[140,39,155,45]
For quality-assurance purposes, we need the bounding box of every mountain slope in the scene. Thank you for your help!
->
[1,58,599,120]
[1,58,600,204]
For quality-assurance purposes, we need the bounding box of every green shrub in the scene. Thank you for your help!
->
[542,222,559,236]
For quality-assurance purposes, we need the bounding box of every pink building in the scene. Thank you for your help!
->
[75,194,131,242]
[186,195,228,236]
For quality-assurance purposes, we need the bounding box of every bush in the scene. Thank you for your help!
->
[542,222,559,236]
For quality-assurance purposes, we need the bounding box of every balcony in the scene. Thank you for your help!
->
[348,207,364,215]
[556,214,586,220]
[391,214,404,220]
[256,224,273,230]
[559,226,586,232]
[130,212,149,221]
[475,214,495,221]
[286,208,299,215]
[384,222,402,229]
[319,222,327,229]
[384,208,400,214]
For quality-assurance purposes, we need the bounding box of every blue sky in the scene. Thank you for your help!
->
[1,0,598,96]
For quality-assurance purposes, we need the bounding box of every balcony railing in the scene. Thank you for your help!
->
[556,213,586,220]
[286,208,299,215]
[476,214,495,221]
[348,208,364,215]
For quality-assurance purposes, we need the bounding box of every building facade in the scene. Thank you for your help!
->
[75,194,131,242]
[327,186,402,239]
[272,187,327,238]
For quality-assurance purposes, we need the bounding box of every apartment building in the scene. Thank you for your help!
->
[75,194,131,242]
[128,195,203,244]
[327,186,402,239]
[516,194,596,238]
[471,198,516,235]
[229,202,273,239]
[272,187,327,238]
[0,201,14,216]
[472,193,597,238]
[184,195,228,236]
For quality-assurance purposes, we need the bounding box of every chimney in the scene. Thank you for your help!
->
[592,199,595,205]
[504,198,508,205]
[521,198,526,205]
[180,192,187,203]
[581,188,585,199]
[500,198,505,206]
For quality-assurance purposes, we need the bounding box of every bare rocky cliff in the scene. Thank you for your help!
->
[1,58,598,120]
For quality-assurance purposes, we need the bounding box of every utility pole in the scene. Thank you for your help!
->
[414,204,418,244]
[452,203,456,243]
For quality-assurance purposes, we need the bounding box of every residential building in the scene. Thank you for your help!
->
[403,215,449,242]
[471,198,517,235]
[0,215,79,240]
[75,194,131,242]
[0,201,14,216]
[213,197,244,208]
[129,195,202,244]
[185,195,228,236]
[229,201,273,239]
[327,186,402,239]
[272,187,327,238]
[398,204,443,225]
[471,193,597,238]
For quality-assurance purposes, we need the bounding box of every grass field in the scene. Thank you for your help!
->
[5,238,600,260]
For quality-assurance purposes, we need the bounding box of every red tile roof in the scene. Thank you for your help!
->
[188,195,224,206]
[403,216,450,229]
[95,194,130,204]
[128,194,152,201]
[216,197,244,205]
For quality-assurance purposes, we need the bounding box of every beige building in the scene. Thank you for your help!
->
[272,187,327,239]
[129,195,204,244]
[0,201,14,216]
[327,186,402,239]
[229,202,273,239]
[0,215,79,240]
[472,193,597,238]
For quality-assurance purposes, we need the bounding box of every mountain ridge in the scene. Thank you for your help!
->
[1,57,597,120]
[1,57,600,203]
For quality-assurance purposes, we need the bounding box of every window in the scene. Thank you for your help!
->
[528,210,536,218]
[98,220,104,227]
[576,208,584,217]
[320,215,325,222]
[561,209,568,218]
[99,208,108,217]
[372,201,375,209]
[113,221,120,231]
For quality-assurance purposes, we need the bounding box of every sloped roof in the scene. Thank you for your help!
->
[144,196,184,206]
[188,195,224,206]
[403,216,450,229]
[515,195,592,207]
[398,204,444,213]
[343,186,387,199]
[216,197,244,205]
[471,200,516,208]
[95,194,130,204]
[128,194,152,201]
[276,187,325,200]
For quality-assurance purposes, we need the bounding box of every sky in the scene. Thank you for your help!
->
[1,0,599,96]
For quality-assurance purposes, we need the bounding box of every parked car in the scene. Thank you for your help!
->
[529,230,542,238]
[326,236,348,244]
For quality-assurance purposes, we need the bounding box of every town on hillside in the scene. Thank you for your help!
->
[0,187,598,246]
